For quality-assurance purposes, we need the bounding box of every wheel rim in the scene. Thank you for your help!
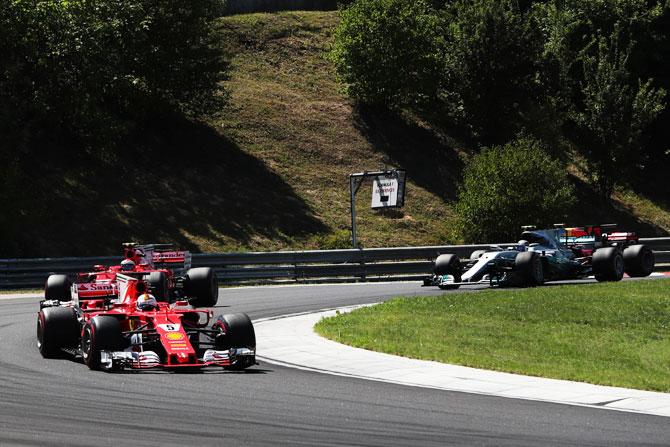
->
[36,318,44,350]
[642,251,654,272]
[614,255,624,276]
[81,326,92,361]
[533,257,543,283]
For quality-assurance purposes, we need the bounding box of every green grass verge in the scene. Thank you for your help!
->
[0,289,41,295]
[315,279,670,392]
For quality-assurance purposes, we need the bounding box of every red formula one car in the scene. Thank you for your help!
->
[37,244,256,371]
[44,243,218,307]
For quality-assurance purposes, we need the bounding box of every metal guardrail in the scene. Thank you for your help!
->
[1,238,669,289]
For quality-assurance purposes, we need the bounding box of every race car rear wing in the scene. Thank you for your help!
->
[123,243,192,273]
[556,224,638,248]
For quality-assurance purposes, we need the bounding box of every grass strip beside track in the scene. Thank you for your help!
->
[315,280,670,392]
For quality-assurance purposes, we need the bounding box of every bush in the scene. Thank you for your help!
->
[441,0,545,145]
[330,0,442,108]
[456,137,575,243]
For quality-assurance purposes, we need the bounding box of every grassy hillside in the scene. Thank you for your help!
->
[4,11,669,257]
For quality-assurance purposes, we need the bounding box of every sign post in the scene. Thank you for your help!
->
[349,169,406,248]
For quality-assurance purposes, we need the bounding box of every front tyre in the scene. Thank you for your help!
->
[45,275,72,301]
[213,313,256,371]
[514,252,544,287]
[186,267,219,308]
[148,271,169,302]
[593,247,625,282]
[434,254,462,289]
[81,316,123,370]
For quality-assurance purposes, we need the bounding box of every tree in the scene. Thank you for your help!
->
[538,0,667,197]
[330,0,443,108]
[441,0,545,145]
[456,137,575,243]
[572,31,666,198]
[0,0,226,155]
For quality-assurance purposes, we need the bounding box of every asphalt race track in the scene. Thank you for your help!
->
[1,279,669,446]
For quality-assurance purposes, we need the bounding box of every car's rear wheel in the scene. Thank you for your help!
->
[37,307,79,358]
[44,275,72,301]
[434,254,462,289]
[623,244,655,277]
[214,313,256,371]
[81,316,124,370]
[593,247,625,282]
[186,267,219,308]
[470,250,486,260]
[148,271,169,302]
[514,252,544,287]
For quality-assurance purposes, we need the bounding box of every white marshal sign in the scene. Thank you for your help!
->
[371,176,399,208]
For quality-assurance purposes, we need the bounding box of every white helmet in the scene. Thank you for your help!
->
[137,293,158,311]
[121,259,135,271]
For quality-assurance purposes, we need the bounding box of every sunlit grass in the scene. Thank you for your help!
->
[315,280,670,391]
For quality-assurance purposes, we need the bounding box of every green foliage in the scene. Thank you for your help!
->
[573,32,666,198]
[313,229,354,249]
[330,0,443,108]
[333,0,669,199]
[0,0,226,153]
[456,137,575,243]
[441,0,544,145]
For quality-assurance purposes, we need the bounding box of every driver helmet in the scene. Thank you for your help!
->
[516,239,529,251]
[120,259,135,271]
[137,293,158,311]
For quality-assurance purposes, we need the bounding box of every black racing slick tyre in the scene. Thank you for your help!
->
[186,267,219,308]
[37,307,79,358]
[81,316,124,370]
[44,275,72,301]
[514,251,544,287]
[470,250,486,260]
[623,244,655,277]
[148,271,169,302]
[214,313,256,371]
[434,254,462,289]
[593,247,625,282]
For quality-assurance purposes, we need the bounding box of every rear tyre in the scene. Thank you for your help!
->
[593,247,625,282]
[434,254,462,289]
[514,252,544,287]
[81,316,123,370]
[186,267,219,308]
[623,244,655,277]
[45,275,72,301]
[37,307,79,358]
[470,250,486,260]
[148,271,169,302]
[214,313,256,371]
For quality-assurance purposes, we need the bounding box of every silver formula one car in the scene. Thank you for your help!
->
[424,224,655,289]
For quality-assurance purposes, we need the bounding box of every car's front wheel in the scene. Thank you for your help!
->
[81,316,124,370]
[514,252,544,287]
[213,313,256,371]
[434,254,462,289]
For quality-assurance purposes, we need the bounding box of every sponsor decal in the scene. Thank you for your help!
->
[77,283,114,292]
[166,332,184,341]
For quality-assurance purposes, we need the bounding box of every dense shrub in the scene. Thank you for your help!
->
[456,137,575,243]
[330,0,442,108]
[333,0,669,197]
[441,0,544,145]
